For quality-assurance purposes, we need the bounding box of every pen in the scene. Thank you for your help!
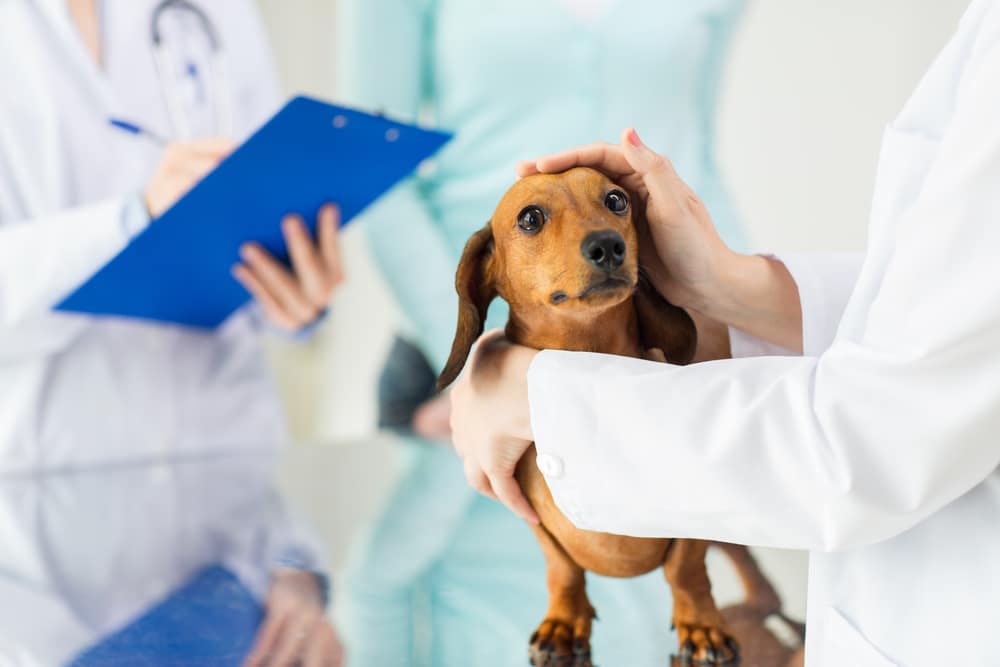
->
[108,118,168,146]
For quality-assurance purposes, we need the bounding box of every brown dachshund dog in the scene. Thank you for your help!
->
[438,166,757,666]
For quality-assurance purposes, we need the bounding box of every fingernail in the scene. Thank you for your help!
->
[626,128,642,147]
[239,243,255,259]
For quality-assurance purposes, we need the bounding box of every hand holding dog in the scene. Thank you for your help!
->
[448,329,540,524]
[518,128,803,352]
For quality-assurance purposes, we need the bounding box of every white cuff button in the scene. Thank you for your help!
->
[536,453,565,479]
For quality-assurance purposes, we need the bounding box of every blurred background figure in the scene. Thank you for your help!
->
[0,0,343,664]
[0,454,341,667]
[333,1,747,664]
[0,0,341,473]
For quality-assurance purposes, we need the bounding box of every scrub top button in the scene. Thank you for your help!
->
[536,453,564,479]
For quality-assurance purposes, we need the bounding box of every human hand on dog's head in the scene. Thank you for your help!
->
[516,128,738,318]
[448,328,540,524]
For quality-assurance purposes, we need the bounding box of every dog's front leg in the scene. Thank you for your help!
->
[664,539,739,665]
[528,524,595,667]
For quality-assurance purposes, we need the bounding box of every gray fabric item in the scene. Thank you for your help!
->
[377,336,439,433]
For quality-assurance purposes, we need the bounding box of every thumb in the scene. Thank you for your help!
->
[620,127,678,180]
[620,127,689,219]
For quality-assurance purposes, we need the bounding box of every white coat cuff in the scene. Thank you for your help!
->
[728,326,797,358]
[527,349,673,532]
[120,191,152,239]
[773,252,863,357]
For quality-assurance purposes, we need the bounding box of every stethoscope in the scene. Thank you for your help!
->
[150,0,233,139]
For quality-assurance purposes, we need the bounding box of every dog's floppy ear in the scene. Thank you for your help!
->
[634,272,697,365]
[437,223,498,390]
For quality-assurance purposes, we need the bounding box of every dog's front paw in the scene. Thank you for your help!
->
[674,622,739,666]
[529,617,593,667]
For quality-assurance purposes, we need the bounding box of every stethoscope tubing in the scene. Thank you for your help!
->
[150,0,233,140]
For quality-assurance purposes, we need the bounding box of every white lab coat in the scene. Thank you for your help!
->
[527,1,1000,665]
[0,454,323,666]
[0,1,286,472]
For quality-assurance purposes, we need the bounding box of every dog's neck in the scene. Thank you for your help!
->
[504,297,643,358]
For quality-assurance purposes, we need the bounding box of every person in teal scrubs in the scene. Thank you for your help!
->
[336,1,747,665]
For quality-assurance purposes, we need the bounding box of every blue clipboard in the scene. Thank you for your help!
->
[55,96,452,328]
[68,565,263,667]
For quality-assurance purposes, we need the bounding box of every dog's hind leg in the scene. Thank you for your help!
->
[528,525,595,667]
[713,542,806,643]
[713,542,781,616]
[664,539,739,666]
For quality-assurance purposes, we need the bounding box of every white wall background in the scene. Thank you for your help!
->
[258,0,972,621]
[720,1,969,253]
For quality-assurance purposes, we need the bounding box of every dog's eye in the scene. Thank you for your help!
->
[517,206,546,234]
[605,190,629,215]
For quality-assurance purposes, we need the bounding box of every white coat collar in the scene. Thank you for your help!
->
[960,0,993,28]
[30,0,115,110]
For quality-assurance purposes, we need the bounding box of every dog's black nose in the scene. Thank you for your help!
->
[581,230,626,272]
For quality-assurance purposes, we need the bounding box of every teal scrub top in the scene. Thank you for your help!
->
[338,0,747,373]
[336,3,748,665]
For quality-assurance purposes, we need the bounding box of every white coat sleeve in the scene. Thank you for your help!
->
[0,196,142,329]
[527,12,1000,552]
[728,252,864,358]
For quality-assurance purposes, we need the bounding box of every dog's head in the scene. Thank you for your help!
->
[437,167,696,389]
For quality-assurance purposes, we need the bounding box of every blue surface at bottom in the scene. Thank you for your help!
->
[69,565,263,667]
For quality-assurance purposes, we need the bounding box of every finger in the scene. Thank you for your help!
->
[620,127,680,177]
[488,469,540,524]
[448,397,466,457]
[534,142,632,176]
[269,616,319,667]
[176,155,225,181]
[283,215,331,309]
[243,613,288,667]
[232,264,299,331]
[302,623,340,667]
[240,243,320,325]
[184,136,237,157]
[171,159,228,198]
[619,127,697,224]
[515,160,540,178]
[464,457,498,500]
[413,394,452,442]
[317,204,345,286]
